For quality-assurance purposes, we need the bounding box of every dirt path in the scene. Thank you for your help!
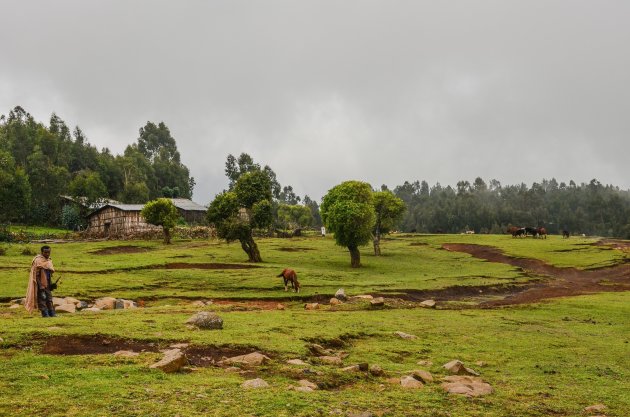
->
[442,243,630,306]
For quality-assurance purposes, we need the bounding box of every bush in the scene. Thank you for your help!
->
[20,246,36,256]
[61,205,83,231]
[0,246,6,256]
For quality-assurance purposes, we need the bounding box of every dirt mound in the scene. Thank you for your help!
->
[91,245,153,255]
[442,243,630,306]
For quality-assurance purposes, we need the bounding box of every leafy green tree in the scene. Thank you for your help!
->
[372,191,406,255]
[224,153,281,197]
[277,204,313,231]
[320,181,375,268]
[303,195,322,227]
[61,205,82,230]
[207,170,273,262]
[0,151,31,222]
[67,170,108,207]
[141,198,179,244]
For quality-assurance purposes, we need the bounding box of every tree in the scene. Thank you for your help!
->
[207,170,273,262]
[277,204,313,231]
[67,170,108,207]
[141,198,179,244]
[320,181,375,268]
[372,191,406,255]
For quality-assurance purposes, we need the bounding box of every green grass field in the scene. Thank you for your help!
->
[1,234,628,416]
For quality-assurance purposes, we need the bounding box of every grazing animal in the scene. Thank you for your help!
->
[524,227,539,238]
[277,268,300,293]
[536,227,548,239]
[507,226,520,237]
[562,230,570,238]
[513,228,526,237]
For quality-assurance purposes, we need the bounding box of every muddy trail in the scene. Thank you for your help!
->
[441,243,630,306]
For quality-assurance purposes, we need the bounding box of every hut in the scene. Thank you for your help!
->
[85,198,207,236]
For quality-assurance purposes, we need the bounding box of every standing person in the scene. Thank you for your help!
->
[25,245,56,317]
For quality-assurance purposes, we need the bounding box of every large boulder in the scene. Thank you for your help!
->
[441,375,493,397]
[94,297,117,310]
[218,352,270,367]
[55,304,76,314]
[185,312,223,330]
[400,376,424,389]
[150,349,188,373]
[334,288,347,301]
[442,360,479,376]
[412,369,433,383]
[242,378,269,389]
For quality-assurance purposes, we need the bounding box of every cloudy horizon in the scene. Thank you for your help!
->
[2,0,629,204]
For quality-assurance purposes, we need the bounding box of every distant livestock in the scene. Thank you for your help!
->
[562,230,570,238]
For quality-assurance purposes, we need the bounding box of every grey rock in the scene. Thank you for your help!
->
[370,297,385,307]
[94,297,117,310]
[420,299,436,308]
[334,288,347,301]
[441,375,493,397]
[185,311,223,330]
[241,378,269,389]
[218,352,270,367]
[150,349,188,373]
[394,331,417,339]
[400,376,424,389]
[442,359,479,376]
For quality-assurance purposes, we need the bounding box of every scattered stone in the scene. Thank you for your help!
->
[420,299,436,308]
[412,369,433,383]
[307,343,334,356]
[9,304,20,309]
[369,364,385,376]
[218,352,270,367]
[394,331,417,339]
[386,377,400,384]
[122,299,137,309]
[329,298,342,306]
[341,365,360,372]
[287,359,307,366]
[191,301,206,307]
[150,349,188,373]
[185,312,223,330]
[370,297,385,307]
[400,376,424,389]
[94,297,117,310]
[298,379,317,390]
[334,288,347,301]
[318,355,342,365]
[169,343,189,349]
[348,412,374,417]
[114,350,140,358]
[114,299,125,309]
[441,375,493,397]
[294,386,314,392]
[224,367,241,373]
[442,360,480,376]
[276,303,286,310]
[584,404,606,413]
[55,304,76,314]
[241,378,269,389]
[81,307,101,312]
[304,303,319,310]
[417,360,433,366]
[353,295,373,300]
[10,298,24,305]
[475,361,487,367]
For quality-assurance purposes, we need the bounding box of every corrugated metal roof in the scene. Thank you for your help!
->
[107,204,145,211]
[170,198,207,211]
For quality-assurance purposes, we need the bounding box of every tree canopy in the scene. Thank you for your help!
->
[141,198,179,244]
[320,180,375,267]
[372,190,406,255]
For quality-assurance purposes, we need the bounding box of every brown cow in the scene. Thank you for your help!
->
[536,227,547,239]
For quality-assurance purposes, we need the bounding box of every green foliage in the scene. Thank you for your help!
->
[60,205,82,231]
[277,204,313,230]
[233,170,272,208]
[67,170,108,206]
[373,190,406,234]
[141,198,179,244]
[321,181,375,249]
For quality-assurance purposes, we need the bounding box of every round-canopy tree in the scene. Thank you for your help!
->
[320,180,375,268]
[372,190,406,256]
[207,170,273,262]
[141,198,179,244]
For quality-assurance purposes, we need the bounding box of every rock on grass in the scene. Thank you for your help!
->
[185,312,223,329]
[150,349,187,373]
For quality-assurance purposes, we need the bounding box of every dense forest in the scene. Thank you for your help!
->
[392,177,630,238]
[0,106,194,225]
[2,106,629,238]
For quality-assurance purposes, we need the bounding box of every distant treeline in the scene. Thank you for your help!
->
[392,177,630,238]
[0,106,194,224]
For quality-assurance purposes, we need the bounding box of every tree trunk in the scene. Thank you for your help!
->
[349,246,361,268]
[373,228,381,256]
[240,236,263,262]
[163,226,171,244]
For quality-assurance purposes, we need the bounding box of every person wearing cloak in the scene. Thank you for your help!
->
[25,245,56,317]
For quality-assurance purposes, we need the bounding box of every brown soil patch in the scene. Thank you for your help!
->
[594,239,630,252]
[277,247,314,252]
[91,245,153,255]
[40,334,160,355]
[442,243,630,306]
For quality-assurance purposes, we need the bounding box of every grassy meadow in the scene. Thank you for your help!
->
[0,234,628,416]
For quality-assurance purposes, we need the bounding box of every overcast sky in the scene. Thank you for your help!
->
[1,1,629,203]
